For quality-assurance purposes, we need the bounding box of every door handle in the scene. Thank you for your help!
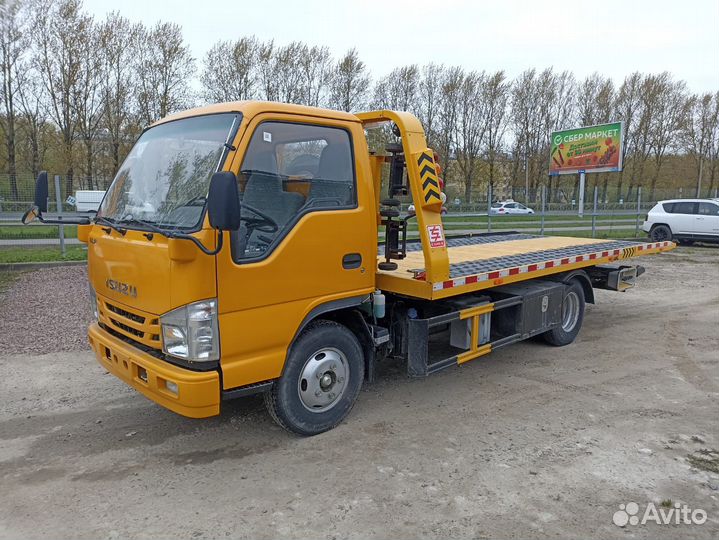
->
[342,253,362,269]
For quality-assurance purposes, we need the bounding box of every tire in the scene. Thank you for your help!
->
[650,224,672,242]
[543,280,585,346]
[264,320,364,436]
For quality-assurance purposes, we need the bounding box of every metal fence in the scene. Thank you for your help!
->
[1,173,715,257]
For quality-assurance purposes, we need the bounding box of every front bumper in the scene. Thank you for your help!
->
[88,323,220,418]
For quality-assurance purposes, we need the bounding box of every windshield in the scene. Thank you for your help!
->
[99,113,239,230]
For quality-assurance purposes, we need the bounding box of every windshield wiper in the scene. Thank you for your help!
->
[95,216,127,235]
[117,216,174,237]
[117,215,223,256]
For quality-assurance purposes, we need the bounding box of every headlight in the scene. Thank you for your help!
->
[89,285,98,320]
[160,299,219,362]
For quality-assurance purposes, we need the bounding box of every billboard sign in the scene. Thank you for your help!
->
[549,122,623,175]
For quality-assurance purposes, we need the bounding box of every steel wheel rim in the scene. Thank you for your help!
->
[297,347,349,413]
[562,291,580,332]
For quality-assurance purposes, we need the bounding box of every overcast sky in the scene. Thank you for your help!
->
[83,0,719,93]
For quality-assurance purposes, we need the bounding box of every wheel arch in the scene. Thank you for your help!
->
[290,295,376,381]
[544,269,595,304]
[649,222,673,232]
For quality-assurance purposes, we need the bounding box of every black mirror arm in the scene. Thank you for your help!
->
[174,229,224,256]
[37,214,91,226]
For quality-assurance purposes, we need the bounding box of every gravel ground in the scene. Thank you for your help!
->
[0,249,718,539]
[0,266,92,354]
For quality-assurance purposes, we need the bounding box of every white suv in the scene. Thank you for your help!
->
[489,201,534,215]
[642,199,719,244]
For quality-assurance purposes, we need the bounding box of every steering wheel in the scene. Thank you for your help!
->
[241,202,279,233]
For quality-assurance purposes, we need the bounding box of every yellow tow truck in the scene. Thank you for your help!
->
[22,102,674,435]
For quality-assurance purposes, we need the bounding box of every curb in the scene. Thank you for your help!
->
[0,260,87,272]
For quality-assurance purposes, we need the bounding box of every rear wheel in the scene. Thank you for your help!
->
[650,224,672,242]
[264,320,364,436]
[543,280,585,346]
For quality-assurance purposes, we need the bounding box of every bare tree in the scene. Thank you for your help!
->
[372,65,420,112]
[256,40,278,101]
[201,37,257,104]
[454,71,487,203]
[706,92,719,197]
[625,74,663,201]
[0,0,27,198]
[482,70,509,191]
[577,73,614,126]
[684,92,718,197]
[577,73,615,200]
[614,72,643,201]
[298,45,332,107]
[417,63,445,148]
[99,12,139,181]
[16,64,48,178]
[329,48,370,112]
[436,66,463,183]
[647,74,688,199]
[32,0,90,195]
[74,18,104,188]
[540,70,576,201]
[134,21,195,125]
[274,41,305,104]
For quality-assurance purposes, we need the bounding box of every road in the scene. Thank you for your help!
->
[0,247,718,539]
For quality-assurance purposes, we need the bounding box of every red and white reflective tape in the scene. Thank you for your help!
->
[430,240,671,291]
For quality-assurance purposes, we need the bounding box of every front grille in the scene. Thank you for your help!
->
[98,296,161,350]
[110,318,144,338]
[106,303,145,324]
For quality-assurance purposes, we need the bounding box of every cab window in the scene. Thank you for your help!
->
[232,121,356,261]
[669,201,697,214]
[698,202,719,216]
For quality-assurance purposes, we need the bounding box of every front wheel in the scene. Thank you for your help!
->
[264,320,364,436]
[543,280,585,346]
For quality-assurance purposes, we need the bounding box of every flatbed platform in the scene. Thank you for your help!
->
[377,232,675,299]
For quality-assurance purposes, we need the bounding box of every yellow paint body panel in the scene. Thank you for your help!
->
[88,323,220,418]
[216,110,376,389]
[357,110,450,283]
[87,227,217,316]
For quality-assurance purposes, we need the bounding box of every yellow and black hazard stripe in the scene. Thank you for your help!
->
[417,151,442,204]
[621,247,637,259]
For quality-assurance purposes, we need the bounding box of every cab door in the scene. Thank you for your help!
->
[695,201,719,237]
[216,114,376,389]
[668,201,697,234]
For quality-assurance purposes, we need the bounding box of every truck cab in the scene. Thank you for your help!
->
[82,102,388,428]
[22,100,673,435]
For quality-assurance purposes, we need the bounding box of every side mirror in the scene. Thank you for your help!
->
[207,171,241,231]
[34,171,49,212]
[21,206,40,225]
[21,171,49,224]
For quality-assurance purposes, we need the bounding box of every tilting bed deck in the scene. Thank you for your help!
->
[377,232,675,299]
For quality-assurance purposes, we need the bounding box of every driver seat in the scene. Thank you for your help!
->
[242,150,304,227]
[233,151,304,259]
